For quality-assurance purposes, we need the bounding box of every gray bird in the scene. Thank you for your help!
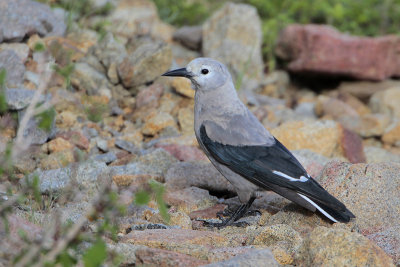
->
[162,58,355,226]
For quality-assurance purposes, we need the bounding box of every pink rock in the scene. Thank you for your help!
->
[156,144,208,162]
[56,130,89,150]
[135,83,164,109]
[340,127,366,163]
[135,247,208,267]
[276,24,400,80]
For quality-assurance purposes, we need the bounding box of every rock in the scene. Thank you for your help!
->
[71,62,112,95]
[117,40,172,90]
[96,138,108,152]
[276,24,400,80]
[364,146,400,163]
[164,187,218,213]
[173,26,202,51]
[5,88,46,110]
[271,120,342,158]
[171,77,195,98]
[370,87,400,119]
[178,107,194,134]
[292,149,330,178]
[157,144,207,162]
[93,151,117,164]
[165,162,234,193]
[366,226,400,265]
[168,211,192,230]
[112,173,158,188]
[253,224,302,265]
[27,161,108,194]
[47,137,73,153]
[39,149,75,170]
[121,229,228,260]
[339,113,391,137]
[299,226,394,266]
[93,32,127,70]
[340,127,366,163]
[108,0,161,38]
[141,112,176,136]
[107,243,145,266]
[315,95,359,119]
[189,204,227,220]
[203,3,263,90]
[19,108,55,145]
[0,50,25,88]
[204,249,279,267]
[171,43,201,67]
[382,120,400,146]
[135,247,208,267]
[339,80,400,102]
[318,161,400,260]
[115,139,139,154]
[56,131,89,150]
[0,0,66,42]
[135,83,164,109]
[0,43,29,63]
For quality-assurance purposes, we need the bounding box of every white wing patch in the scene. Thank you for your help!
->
[297,193,338,223]
[272,170,308,182]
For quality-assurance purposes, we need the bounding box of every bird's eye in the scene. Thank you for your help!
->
[201,69,209,75]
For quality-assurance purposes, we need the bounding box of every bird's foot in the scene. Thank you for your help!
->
[197,218,249,229]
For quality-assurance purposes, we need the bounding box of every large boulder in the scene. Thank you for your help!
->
[276,24,400,81]
[0,0,66,42]
[202,3,264,90]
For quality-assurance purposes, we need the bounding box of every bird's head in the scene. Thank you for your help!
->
[162,58,232,91]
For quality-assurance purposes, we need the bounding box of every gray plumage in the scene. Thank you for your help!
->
[162,58,355,225]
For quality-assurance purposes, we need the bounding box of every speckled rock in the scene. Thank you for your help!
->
[299,226,394,266]
[47,137,73,153]
[121,229,228,260]
[5,88,47,110]
[382,120,400,146]
[171,77,195,98]
[135,247,208,267]
[156,144,208,162]
[202,3,263,90]
[364,146,400,163]
[71,62,112,95]
[271,120,343,158]
[339,113,391,137]
[118,40,172,90]
[0,43,29,63]
[164,187,218,213]
[204,249,279,267]
[0,0,66,42]
[366,226,400,265]
[0,50,25,88]
[253,224,303,265]
[141,112,176,136]
[370,87,400,119]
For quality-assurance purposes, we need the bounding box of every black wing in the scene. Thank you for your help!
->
[200,124,355,222]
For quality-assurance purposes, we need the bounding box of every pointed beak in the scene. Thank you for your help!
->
[162,68,193,79]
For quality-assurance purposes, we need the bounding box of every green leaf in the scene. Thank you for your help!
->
[0,68,7,113]
[32,174,42,203]
[36,107,56,132]
[34,42,46,52]
[134,190,150,205]
[82,239,107,267]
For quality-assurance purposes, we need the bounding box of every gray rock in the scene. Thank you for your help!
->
[93,152,117,164]
[173,26,202,51]
[364,146,400,163]
[366,226,400,265]
[26,161,108,194]
[6,88,49,110]
[0,0,66,42]
[70,62,112,95]
[0,43,29,63]
[93,32,127,69]
[96,138,109,152]
[202,3,264,90]
[0,50,25,88]
[117,40,172,91]
[115,139,139,154]
[107,243,145,266]
[19,108,55,145]
[203,249,278,267]
[369,87,400,119]
[165,162,235,193]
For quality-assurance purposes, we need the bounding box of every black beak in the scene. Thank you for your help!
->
[162,68,193,78]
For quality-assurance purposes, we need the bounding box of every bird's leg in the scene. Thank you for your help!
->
[217,201,261,220]
[202,197,256,228]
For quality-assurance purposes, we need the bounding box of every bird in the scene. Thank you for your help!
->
[162,58,355,227]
